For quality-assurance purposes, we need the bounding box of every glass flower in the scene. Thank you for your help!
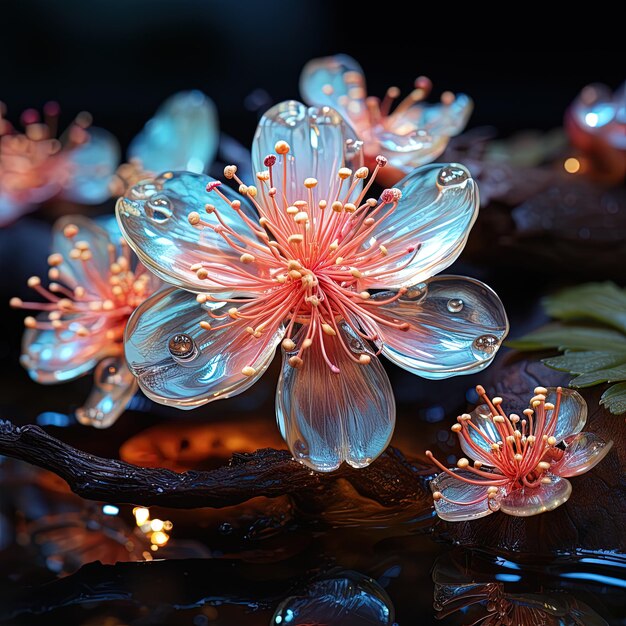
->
[11,215,160,428]
[427,385,614,520]
[116,100,508,472]
[0,102,119,226]
[565,81,626,182]
[300,54,472,185]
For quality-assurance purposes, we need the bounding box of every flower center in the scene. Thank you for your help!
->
[187,143,419,373]
[11,222,152,343]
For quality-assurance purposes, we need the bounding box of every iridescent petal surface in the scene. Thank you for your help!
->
[128,90,218,174]
[374,276,508,380]
[125,287,282,408]
[499,475,572,516]
[76,356,138,428]
[546,387,587,442]
[430,469,501,522]
[553,432,614,477]
[116,171,269,293]
[64,127,120,204]
[251,100,363,205]
[276,323,395,472]
[299,54,368,124]
[362,163,479,289]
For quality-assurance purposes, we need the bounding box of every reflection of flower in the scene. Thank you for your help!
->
[11,215,160,427]
[565,82,626,183]
[432,550,609,626]
[117,100,507,472]
[427,385,613,520]
[300,54,472,185]
[0,102,118,225]
[272,570,395,626]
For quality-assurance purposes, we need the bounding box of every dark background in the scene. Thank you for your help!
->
[2,0,623,146]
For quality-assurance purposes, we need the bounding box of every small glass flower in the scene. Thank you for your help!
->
[427,385,614,520]
[116,100,508,472]
[11,215,160,427]
[0,102,119,225]
[300,54,472,185]
[565,81,626,182]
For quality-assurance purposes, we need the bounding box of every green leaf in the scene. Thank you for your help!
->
[570,365,626,387]
[543,282,626,334]
[507,324,626,352]
[600,383,626,415]
[542,351,626,374]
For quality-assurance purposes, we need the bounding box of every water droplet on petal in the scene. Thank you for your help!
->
[437,164,470,187]
[168,333,197,361]
[472,334,500,355]
[447,298,464,313]
[145,194,172,223]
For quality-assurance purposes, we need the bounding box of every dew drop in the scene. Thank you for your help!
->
[145,194,172,223]
[168,333,197,361]
[437,165,470,187]
[472,334,500,354]
[447,298,464,313]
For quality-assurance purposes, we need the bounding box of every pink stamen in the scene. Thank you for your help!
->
[196,144,426,374]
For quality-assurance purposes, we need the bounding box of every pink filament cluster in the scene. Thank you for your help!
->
[11,223,153,345]
[427,385,566,510]
[0,102,90,201]
[326,71,456,149]
[188,142,418,374]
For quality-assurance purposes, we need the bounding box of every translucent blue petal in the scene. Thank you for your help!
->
[125,287,283,408]
[128,90,218,174]
[400,94,474,137]
[459,403,501,465]
[76,356,137,428]
[0,192,30,226]
[116,171,266,293]
[251,100,364,205]
[499,475,571,517]
[299,54,367,123]
[378,96,473,172]
[362,163,479,289]
[554,432,613,477]
[375,275,508,380]
[546,387,587,442]
[276,323,395,472]
[51,215,116,293]
[93,213,123,243]
[272,571,395,625]
[21,315,117,383]
[430,469,501,522]
[64,127,121,204]
[376,128,449,172]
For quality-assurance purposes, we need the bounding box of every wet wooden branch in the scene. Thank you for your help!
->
[0,420,431,509]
